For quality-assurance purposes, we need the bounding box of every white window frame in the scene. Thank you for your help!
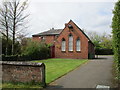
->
[41,36,45,41]
[69,34,73,51]
[61,39,66,51]
[76,38,81,51]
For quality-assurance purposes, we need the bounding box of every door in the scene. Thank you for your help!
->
[50,45,55,58]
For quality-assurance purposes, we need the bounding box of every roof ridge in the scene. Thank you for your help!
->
[32,28,63,36]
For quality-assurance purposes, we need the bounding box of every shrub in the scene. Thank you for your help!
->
[23,41,50,60]
[2,41,50,61]
[1,36,21,55]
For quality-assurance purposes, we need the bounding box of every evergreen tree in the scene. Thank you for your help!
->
[112,0,120,83]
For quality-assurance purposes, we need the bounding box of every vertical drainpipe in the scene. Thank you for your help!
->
[53,35,56,58]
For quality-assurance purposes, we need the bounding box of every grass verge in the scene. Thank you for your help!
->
[1,82,42,88]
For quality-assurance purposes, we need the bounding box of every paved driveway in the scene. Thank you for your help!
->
[48,55,114,88]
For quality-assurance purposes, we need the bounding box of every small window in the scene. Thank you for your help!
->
[61,38,66,51]
[76,38,81,51]
[55,35,59,39]
[41,36,45,41]
[69,34,73,51]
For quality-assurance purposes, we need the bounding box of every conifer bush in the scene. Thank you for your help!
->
[112,0,120,84]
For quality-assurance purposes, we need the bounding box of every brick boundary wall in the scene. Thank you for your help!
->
[1,61,46,87]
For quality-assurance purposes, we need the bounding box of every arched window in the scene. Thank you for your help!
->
[76,38,81,51]
[61,38,66,51]
[69,34,73,51]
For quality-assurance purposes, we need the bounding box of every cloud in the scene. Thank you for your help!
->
[75,2,114,34]
[0,0,116,37]
[27,1,116,37]
[29,0,117,3]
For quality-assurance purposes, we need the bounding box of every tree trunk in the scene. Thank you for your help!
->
[12,22,16,55]
[5,30,8,55]
[12,1,16,55]
[5,3,9,55]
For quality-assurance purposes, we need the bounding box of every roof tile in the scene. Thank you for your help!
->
[32,28,63,36]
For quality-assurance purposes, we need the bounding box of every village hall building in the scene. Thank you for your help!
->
[32,20,95,59]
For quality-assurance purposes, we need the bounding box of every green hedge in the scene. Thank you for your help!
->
[95,49,113,55]
[2,55,30,61]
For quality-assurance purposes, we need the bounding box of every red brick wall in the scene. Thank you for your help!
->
[88,42,95,58]
[32,36,55,45]
[44,36,55,44]
[88,42,95,54]
[55,21,89,59]
[32,36,40,42]
[2,62,45,85]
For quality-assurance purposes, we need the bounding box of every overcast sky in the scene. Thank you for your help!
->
[2,0,118,37]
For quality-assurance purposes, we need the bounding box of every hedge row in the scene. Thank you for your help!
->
[95,49,113,55]
[1,54,50,61]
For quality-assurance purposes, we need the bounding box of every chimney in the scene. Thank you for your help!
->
[51,28,54,30]
[65,23,68,27]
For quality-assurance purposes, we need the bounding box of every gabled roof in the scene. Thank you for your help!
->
[69,20,94,45]
[69,20,91,41]
[32,28,63,36]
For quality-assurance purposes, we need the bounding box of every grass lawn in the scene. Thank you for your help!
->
[34,58,88,84]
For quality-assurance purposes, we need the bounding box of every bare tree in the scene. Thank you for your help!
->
[0,2,10,55]
[0,0,29,55]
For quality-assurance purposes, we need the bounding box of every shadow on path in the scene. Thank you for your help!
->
[94,57,107,60]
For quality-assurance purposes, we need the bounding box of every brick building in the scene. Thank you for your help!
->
[32,20,95,59]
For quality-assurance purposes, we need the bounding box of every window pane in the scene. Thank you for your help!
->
[69,35,73,51]
[76,39,80,51]
[61,40,66,51]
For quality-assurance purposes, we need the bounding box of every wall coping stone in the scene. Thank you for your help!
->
[0,61,44,67]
